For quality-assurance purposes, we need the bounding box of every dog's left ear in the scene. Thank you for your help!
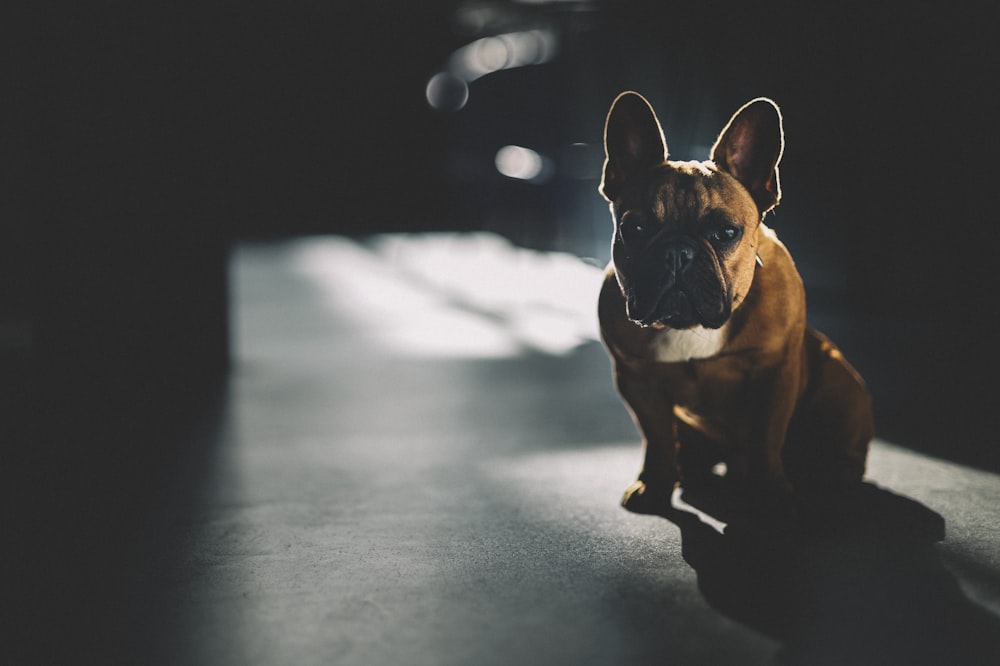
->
[711,98,784,215]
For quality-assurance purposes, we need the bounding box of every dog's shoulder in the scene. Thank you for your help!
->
[753,223,805,306]
[724,223,807,357]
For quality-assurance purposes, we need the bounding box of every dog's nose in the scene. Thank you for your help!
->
[665,242,696,274]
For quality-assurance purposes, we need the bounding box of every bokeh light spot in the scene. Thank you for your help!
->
[425,72,469,111]
[495,145,544,181]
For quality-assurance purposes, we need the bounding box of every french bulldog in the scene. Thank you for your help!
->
[597,92,872,515]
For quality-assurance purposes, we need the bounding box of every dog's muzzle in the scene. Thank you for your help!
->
[626,236,729,329]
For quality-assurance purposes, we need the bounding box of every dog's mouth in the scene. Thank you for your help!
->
[634,291,696,329]
[629,287,731,330]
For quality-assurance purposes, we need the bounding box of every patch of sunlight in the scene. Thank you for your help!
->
[292,233,604,359]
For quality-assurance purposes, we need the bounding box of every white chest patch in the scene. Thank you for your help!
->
[651,324,729,363]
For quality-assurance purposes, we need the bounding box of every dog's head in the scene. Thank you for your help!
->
[600,92,784,330]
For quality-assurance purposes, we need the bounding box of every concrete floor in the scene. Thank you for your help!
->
[12,234,1000,665]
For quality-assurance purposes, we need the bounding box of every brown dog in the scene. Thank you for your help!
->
[597,92,872,515]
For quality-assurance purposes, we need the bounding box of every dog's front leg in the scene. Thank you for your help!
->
[744,361,800,500]
[613,362,679,515]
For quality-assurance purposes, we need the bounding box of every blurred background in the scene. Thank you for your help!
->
[11,0,997,459]
[5,2,1000,662]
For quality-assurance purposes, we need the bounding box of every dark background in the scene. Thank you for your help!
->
[5,0,999,541]
[10,1,998,459]
[4,2,1000,660]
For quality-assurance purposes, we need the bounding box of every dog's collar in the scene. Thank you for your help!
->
[756,254,763,267]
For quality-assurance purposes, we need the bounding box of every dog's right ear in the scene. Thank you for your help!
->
[600,92,667,202]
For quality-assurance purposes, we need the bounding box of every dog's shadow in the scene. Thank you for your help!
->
[658,480,1000,665]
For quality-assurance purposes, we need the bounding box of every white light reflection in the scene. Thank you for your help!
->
[494,145,552,183]
[291,233,603,359]
[670,486,728,535]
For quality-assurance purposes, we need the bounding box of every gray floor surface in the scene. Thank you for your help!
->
[17,234,1000,665]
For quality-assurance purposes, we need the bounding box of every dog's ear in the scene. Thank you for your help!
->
[599,92,667,202]
[711,98,784,215]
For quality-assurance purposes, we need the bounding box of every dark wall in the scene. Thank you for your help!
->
[13,1,461,390]
[7,2,999,455]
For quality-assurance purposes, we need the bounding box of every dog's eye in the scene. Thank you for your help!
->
[708,225,741,244]
[619,212,647,245]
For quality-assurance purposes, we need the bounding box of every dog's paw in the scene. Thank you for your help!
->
[621,478,677,515]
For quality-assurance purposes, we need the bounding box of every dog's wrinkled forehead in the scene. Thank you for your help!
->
[616,161,757,227]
